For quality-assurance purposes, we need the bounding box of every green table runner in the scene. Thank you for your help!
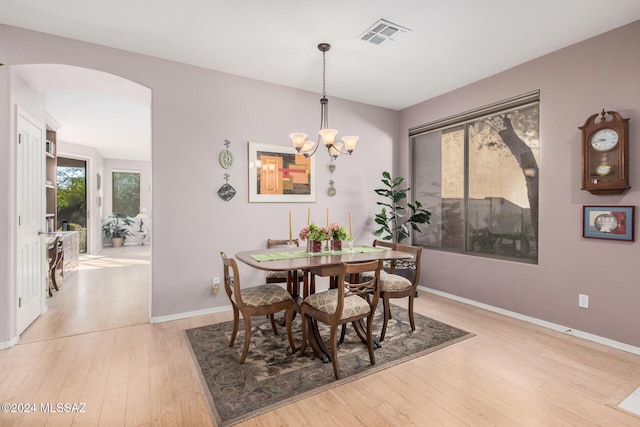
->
[249,246,383,262]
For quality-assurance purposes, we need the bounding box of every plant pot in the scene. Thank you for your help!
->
[111,237,124,247]
[308,240,323,254]
[331,239,342,252]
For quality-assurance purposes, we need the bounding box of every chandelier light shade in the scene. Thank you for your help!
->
[289,43,359,160]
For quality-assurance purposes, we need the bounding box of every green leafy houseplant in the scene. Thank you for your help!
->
[102,213,135,244]
[374,171,431,243]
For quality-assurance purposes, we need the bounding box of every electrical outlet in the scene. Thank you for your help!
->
[212,277,221,293]
[579,294,589,309]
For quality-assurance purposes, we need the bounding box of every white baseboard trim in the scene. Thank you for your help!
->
[0,335,20,350]
[150,305,232,324]
[421,286,640,356]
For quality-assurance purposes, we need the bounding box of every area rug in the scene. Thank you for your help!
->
[185,304,473,426]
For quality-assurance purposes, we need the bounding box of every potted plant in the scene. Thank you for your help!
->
[102,213,135,247]
[327,222,349,251]
[374,171,431,243]
[299,223,330,253]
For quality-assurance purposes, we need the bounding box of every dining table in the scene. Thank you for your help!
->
[236,244,413,362]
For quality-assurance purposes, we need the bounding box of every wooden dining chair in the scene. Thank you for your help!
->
[48,236,63,296]
[266,238,304,288]
[220,252,296,364]
[376,243,422,341]
[299,259,382,380]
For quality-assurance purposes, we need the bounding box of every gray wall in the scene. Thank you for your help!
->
[0,24,398,342]
[399,21,640,347]
[2,21,639,348]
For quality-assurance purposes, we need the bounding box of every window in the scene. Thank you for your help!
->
[112,171,140,217]
[411,92,540,263]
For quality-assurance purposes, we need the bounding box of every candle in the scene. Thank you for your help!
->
[307,207,310,226]
[289,210,293,243]
[349,210,353,236]
[326,207,329,227]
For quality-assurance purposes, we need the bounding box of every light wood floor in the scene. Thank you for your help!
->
[19,245,151,343]
[2,248,640,426]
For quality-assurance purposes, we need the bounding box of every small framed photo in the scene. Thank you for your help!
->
[583,205,635,241]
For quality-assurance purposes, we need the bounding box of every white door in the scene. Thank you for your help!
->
[16,106,45,335]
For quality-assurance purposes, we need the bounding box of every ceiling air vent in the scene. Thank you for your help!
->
[360,19,410,46]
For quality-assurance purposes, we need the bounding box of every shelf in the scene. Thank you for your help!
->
[45,213,55,218]
[46,184,55,189]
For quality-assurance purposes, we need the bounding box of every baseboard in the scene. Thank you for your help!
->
[151,305,232,324]
[421,286,640,356]
[0,335,20,350]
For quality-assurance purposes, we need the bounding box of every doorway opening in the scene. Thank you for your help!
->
[12,63,152,344]
[57,157,88,253]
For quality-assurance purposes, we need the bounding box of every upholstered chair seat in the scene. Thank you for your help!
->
[232,284,293,307]
[304,288,372,319]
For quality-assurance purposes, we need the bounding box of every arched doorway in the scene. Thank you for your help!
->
[13,64,152,342]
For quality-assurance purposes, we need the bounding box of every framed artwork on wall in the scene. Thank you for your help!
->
[248,141,316,203]
[582,205,635,241]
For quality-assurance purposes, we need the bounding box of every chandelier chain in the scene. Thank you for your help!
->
[322,50,327,98]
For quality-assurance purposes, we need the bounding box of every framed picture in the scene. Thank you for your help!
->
[248,141,316,203]
[582,205,635,241]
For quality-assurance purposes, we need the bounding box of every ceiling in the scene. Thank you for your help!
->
[3,0,640,161]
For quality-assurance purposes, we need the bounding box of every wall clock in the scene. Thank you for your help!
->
[578,110,630,195]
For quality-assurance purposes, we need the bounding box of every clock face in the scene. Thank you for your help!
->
[590,128,619,152]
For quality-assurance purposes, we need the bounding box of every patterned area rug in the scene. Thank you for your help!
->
[185,304,473,426]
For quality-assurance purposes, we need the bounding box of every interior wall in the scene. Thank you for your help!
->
[0,24,398,342]
[0,66,13,344]
[399,20,640,347]
[1,71,46,346]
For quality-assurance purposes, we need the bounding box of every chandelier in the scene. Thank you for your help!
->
[289,43,359,160]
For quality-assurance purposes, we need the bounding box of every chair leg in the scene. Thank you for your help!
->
[408,295,416,331]
[269,314,279,335]
[330,325,340,380]
[380,296,391,342]
[339,323,347,344]
[285,306,296,353]
[366,314,376,365]
[229,306,240,347]
[50,267,59,291]
[298,312,308,357]
[239,314,252,364]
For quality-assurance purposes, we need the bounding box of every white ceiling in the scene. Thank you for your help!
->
[4,0,640,161]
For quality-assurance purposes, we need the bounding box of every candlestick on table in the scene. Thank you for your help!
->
[307,207,310,226]
[348,210,353,236]
[326,207,329,227]
[289,210,292,244]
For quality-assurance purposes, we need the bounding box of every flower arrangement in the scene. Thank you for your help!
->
[328,222,349,241]
[299,223,330,242]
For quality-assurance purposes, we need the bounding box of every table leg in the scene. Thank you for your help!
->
[307,317,330,363]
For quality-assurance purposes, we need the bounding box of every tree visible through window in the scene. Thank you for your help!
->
[411,94,539,263]
[112,171,140,217]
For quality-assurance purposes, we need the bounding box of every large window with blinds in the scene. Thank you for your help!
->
[112,171,141,217]
[411,92,540,263]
